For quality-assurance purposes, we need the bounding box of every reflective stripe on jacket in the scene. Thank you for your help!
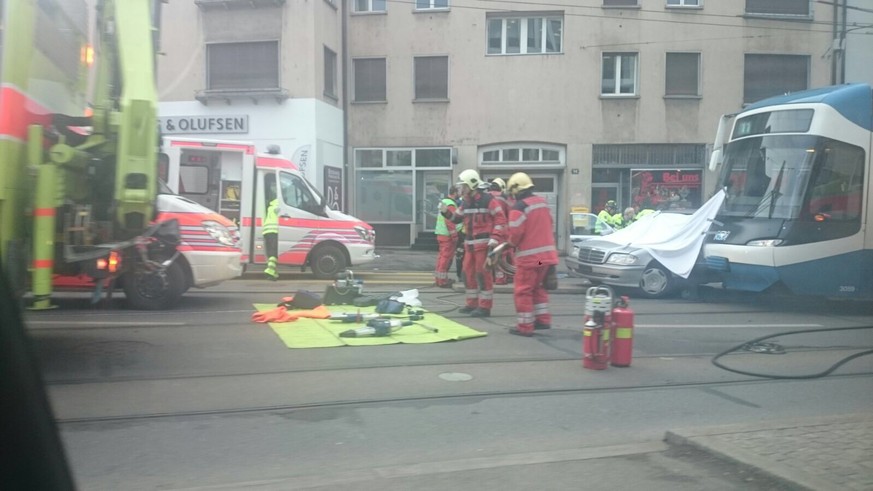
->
[508,194,558,268]
[444,191,506,250]
[263,199,279,235]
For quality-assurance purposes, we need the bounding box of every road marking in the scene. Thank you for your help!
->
[638,323,823,329]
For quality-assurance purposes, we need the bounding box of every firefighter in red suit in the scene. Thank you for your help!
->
[439,169,506,317]
[505,172,559,336]
[488,178,514,285]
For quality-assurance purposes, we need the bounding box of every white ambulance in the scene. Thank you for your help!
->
[161,138,376,278]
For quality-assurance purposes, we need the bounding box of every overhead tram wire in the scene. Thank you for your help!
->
[382,0,844,34]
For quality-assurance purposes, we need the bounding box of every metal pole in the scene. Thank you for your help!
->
[28,125,58,310]
[840,0,848,84]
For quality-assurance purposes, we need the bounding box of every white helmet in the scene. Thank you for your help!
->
[456,169,481,190]
[491,178,506,192]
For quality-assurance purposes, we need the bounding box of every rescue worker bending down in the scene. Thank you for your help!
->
[434,186,460,288]
[263,179,280,281]
[505,172,558,336]
[488,178,513,285]
[620,207,636,228]
[439,169,506,317]
[596,200,622,233]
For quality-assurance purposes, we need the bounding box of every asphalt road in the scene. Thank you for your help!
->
[23,280,873,490]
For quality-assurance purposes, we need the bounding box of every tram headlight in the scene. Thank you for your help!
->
[746,239,783,247]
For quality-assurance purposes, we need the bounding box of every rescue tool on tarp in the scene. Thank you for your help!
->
[338,317,438,337]
[329,310,426,323]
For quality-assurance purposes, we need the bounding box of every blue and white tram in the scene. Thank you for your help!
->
[705,83,872,299]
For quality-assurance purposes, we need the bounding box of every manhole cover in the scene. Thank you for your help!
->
[438,372,473,382]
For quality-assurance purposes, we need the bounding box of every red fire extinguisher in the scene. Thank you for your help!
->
[610,296,634,367]
[583,286,613,370]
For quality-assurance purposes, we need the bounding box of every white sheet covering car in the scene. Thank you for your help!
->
[566,191,725,297]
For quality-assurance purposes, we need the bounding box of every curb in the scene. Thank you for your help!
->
[663,414,873,491]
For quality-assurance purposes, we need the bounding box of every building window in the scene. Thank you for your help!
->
[415,148,452,167]
[667,0,700,6]
[743,54,809,104]
[745,0,810,17]
[415,0,449,10]
[324,47,337,99]
[356,171,414,222]
[354,147,453,224]
[355,148,452,168]
[665,52,700,97]
[354,0,386,13]
[480,144,564,166]
[387,150,413,167]
[602,53,638,96]
[604,0,639,6]
[353,58,387,102]
[414,56,449,100]
[207,41,279,90]
[486,14,563,55]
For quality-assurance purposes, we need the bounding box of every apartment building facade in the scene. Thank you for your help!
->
[158,0,835,248]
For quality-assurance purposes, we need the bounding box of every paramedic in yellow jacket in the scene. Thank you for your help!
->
[263,192,280,281]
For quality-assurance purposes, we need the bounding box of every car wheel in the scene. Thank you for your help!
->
[122,261,186,310]
[310,244,347,279]
[638,262,675,299]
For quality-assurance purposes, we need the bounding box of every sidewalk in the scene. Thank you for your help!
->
[666,413,873,491]
[241,246,593,294]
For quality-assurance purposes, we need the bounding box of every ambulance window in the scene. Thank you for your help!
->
[264,175,277,204]
[280,172,319,213]
[179,165,209,194]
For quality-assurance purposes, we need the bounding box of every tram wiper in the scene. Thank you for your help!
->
[768,161,786,219]
[744,160,786,218]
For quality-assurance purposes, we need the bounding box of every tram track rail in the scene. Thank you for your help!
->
[54,371,873,425]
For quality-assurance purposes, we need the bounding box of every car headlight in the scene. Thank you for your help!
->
[202,220,236,247]
[746,239,783,246]
[354,225,374,243]
[571,246,580,257]
[606,253,638,265]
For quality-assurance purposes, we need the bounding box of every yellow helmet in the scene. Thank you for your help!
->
[456,169,481,190]
[506,172,534,197]
[491,178,506,192]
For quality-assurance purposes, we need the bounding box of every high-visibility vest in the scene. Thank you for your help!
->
[434,198,457,236]
[263,199,279,235]
[635,209,655,221]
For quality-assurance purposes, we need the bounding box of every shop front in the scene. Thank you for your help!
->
[591,144,709,216]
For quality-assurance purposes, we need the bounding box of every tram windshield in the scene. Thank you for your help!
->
[718,135,865,221]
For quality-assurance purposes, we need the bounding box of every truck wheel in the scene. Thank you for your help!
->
[122,261,186,310]
[310,245,347,279]
[638,262,676,299]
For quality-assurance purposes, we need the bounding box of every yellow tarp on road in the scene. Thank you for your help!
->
[254,304,488,348]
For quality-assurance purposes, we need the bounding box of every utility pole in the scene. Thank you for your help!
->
[831,0,839,84]
[840,0,848,84]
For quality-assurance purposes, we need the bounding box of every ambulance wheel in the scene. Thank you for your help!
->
[638,262,676,299]
[123,261,186,310]
[310,245,347,279]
